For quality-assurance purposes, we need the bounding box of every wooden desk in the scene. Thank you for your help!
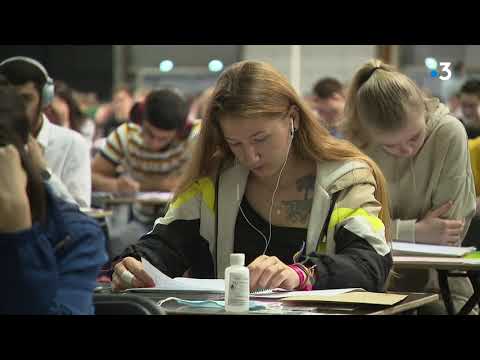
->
[100,289,438,315]
[366,293,439,315]
[393,256,480,315]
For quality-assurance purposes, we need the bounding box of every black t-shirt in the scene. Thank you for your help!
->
[459,118,480,139]
[233,195,306,266]
[466,126,480,139]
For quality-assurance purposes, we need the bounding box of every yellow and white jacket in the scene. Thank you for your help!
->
[118,159,393,291]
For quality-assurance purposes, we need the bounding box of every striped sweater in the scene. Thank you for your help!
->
[100,122,193,222]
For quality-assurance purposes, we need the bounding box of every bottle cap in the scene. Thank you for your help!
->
[230,253,245,266]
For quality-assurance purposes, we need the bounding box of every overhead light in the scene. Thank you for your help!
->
[424,57,438,70]
[159,60,174,72]
[208,59,223,72]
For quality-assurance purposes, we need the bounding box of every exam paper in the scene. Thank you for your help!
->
[127,257,225,293]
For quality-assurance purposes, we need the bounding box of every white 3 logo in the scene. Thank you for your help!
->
[439,62,452,81]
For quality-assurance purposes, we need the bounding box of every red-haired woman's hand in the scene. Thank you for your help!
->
[248,255,300,292]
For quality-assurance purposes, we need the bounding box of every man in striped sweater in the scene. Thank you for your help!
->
[92,89,194,257]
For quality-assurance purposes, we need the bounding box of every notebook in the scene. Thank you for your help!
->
[282,292,407,306]
[464,251,480,260]
[250,288,365,299]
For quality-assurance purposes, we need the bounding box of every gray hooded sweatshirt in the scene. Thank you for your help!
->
[354,99,476,311]
[360,98,476,244]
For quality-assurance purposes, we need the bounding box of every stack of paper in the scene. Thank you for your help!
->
[394,256,466,265]
[393,256,480,266]
[392,242,476,257]
[126,258,225,293]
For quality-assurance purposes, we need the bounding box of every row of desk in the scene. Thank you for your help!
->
[94,287,440,315]
[86,192,480,315]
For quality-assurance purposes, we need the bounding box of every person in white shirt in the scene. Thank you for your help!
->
[0,56,91,207]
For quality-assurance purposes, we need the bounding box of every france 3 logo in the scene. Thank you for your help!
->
[425,58,452,81]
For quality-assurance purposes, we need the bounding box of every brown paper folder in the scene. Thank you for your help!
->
[281,292,407,306]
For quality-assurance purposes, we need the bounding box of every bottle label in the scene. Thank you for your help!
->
[226,273,249,307]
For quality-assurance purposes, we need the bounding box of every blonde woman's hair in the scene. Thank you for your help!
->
[175,60,391,240]
[343,58,429,149]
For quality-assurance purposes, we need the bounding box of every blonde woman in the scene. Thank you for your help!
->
[112,60,392,293]
[344,59,477,314]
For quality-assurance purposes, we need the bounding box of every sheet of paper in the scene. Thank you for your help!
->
[172,277,225,292]
[141,257,176,286]
[392,242,476,257]
[136,192,173,202]
[130,258,225,293]
[250,288,364,299]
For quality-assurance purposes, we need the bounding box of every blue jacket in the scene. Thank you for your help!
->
[0,185,108,315]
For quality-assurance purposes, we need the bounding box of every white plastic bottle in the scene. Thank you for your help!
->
[224,253,250,313]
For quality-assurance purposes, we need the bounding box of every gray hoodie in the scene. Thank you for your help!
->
[360,98,476,244]
[356,99,476,308]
